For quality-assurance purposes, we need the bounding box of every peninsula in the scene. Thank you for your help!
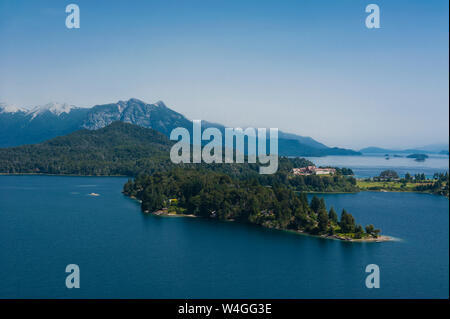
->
[123,169,391,242]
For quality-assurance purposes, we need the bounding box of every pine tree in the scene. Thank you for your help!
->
[328,206,338,223]
[318,210,329,232]
[340,209,355,233]
[310,195,321,214]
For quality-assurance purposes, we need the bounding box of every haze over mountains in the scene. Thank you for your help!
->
[0,98,360,157]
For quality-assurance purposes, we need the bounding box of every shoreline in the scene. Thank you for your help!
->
[146,209,197,218]
[270,226,393,243]
[143,208,394,243]
[359,189,448,197]
[302,231,393,243]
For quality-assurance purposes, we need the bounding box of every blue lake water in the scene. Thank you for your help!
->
[305,154,449,178]
[0,175,448,298]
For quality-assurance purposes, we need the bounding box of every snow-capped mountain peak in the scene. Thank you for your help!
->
[0,103,27,114]
[26,102,78,118]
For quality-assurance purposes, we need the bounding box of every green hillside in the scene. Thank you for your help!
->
[0,122,173,175]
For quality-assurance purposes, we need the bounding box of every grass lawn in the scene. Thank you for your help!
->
[357,180,434,192]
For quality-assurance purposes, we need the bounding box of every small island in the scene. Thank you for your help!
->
[406,153,429,161]
[123,169,391,242]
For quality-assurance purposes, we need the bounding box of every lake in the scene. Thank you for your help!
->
[0,175,448,298]
[305,154,449,178]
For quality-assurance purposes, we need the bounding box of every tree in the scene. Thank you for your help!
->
[317,210,329,232]
[380,170,399,180]
[340,209,355,233]
[328,207,338,223]
[355,224,364,238]
[365,224,374,234]
[309,195,322,214]
[365,224,381,238]
[405,172,411,182]
[319,198,326,211]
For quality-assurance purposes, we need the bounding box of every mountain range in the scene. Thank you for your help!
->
[0,98,360,156]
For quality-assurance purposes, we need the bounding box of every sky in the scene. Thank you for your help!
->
[0,0,448,149]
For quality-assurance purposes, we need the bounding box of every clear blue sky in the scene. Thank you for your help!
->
[0,0,448,149]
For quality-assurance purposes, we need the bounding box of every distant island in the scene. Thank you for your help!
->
[406,153,429,161]
[123,169,390,242]
[360,145,449,155]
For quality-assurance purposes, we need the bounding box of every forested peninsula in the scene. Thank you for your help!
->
[123,169,389,242]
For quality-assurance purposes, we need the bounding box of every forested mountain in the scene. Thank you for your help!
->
[0,122,172,176]
[0,98,360,156]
